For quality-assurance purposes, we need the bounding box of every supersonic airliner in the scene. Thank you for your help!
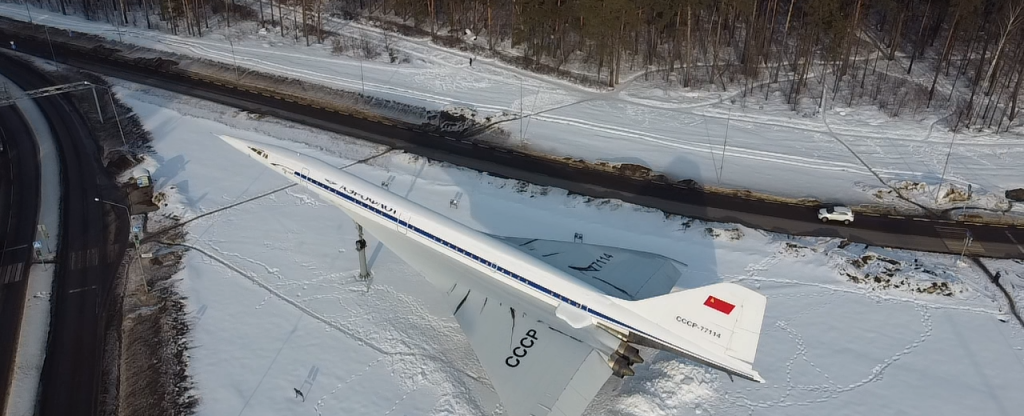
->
[218,135,767,416]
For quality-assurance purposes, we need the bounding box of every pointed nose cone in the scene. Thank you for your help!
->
[217,134,254,155]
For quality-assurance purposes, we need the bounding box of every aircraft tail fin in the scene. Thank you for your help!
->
[623,283,766,378]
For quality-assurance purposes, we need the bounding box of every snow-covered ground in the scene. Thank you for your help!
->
[111,77,1024,415]
[2,3,1023,215]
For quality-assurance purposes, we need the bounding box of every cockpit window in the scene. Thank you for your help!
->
[249,146,269,159]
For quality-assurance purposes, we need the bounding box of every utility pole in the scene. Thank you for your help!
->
[819,73,828,116]
[935,131,957,204]
[102,87,127,147]
[94,197,129,218]
[228,36,240,80]
[702,113,718,182]
[95,198,148,294]
[33,242,49,270]
[720,109,731,184]
[956,230,973,266]
[37,224,51,254]
[113,9,123,43]
[354,222,370,280]
[91,86,103,121]
[131,226,149,295]
[44,25,58,70]
[958,184,972,219]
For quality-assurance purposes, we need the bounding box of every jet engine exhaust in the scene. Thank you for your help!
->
[616,342,644,364]
[608,354,636,378]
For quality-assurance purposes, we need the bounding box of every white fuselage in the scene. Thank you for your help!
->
[221,136,762,381]
[283,151,625,326]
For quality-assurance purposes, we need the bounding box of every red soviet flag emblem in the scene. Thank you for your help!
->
[704,295,735,315]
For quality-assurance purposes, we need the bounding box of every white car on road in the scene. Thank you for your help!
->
[818,206,854,224]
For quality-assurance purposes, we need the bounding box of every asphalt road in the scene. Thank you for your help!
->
[1,26,1021,260]
[0,101,41,413]
[1,54,128,416]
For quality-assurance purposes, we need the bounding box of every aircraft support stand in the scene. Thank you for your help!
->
[355,222,371,280]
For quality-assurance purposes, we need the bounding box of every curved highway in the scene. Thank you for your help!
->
[0,100,41,412]
[1,25,1021,260]
[1,54,128,416]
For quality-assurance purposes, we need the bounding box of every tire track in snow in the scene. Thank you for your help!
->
[524,110,877,175]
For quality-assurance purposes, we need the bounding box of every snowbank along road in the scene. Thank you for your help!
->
[0,95,41,412]
[0,53,129,416]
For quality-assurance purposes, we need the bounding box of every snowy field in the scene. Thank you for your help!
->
[110,77,1024,416]
[2,3,1023,214]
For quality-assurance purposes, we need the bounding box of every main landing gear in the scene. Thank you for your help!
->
[355,222,371,281]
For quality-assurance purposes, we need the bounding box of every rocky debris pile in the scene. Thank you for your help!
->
[1006,188,1024,202]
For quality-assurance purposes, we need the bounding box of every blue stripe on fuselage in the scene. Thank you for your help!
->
[294,172,652,340]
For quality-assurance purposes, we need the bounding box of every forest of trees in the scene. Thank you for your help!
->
[14,0,1024,132]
